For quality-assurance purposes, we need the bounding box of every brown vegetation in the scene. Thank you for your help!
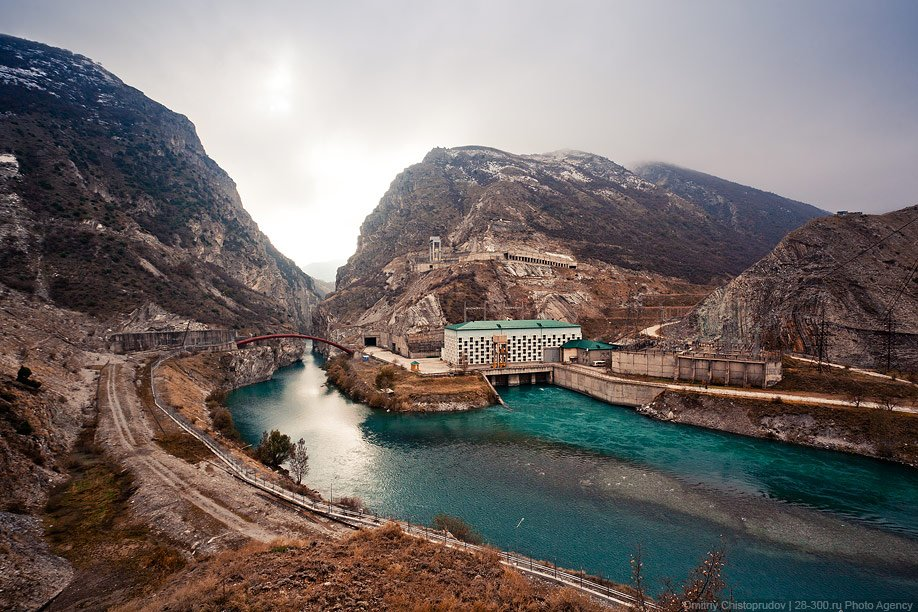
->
[43,419,185,609]
[774,357,917,407]
[326,355,496,411]
[122,522,611,611]
[152,428,212,464]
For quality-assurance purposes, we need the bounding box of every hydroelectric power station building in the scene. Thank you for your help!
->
[442,319,582,367]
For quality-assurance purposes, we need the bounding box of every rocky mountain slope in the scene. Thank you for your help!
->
[635,162,826,250]
[321,146,824,346]
[673,205,918,372]
[0,34,320,332]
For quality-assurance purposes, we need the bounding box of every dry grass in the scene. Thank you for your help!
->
[773,357,918,405]
[44,421,186,609]
[327,356,496,411]
[124,522,613,611]
[152,428,212,464]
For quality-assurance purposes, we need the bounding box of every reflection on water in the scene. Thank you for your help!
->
[227,354,918,600]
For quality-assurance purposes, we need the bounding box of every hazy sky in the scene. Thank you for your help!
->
[2,1,917,268]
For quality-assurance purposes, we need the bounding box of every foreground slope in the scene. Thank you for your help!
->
[674,205,918,372]
[322,146,823,345]
[0,34,320,331]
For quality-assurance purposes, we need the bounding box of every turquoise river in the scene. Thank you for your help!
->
[226,353,918,601]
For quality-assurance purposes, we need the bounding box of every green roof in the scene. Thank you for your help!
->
[445,319,581,332]
[561,339,618,350]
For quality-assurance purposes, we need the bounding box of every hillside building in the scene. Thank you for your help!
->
[442,319,582,366]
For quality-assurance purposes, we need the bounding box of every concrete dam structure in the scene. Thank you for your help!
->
[481,364,662,408]
[610,350,782,388]
[107,329,237,353]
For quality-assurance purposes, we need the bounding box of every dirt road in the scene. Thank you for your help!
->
[96,361,337,555]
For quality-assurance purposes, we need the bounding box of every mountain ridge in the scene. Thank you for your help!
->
[322,145,825,348]
[0,33,320,331]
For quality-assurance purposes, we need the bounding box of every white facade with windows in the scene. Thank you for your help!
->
[442,320,582,366]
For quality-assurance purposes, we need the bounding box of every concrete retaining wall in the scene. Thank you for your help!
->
[553,366,663,407]
[610,350,781,388]
[610,351,677,378]
[108,329,236,353]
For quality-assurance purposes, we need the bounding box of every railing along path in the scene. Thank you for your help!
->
[148,356,647,609]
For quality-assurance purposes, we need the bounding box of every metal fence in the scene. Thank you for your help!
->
[149,356,648,609]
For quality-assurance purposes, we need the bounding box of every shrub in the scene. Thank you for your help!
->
[375,366,397,390]
[16,366,41,389]
[337,496,366,512]
[254,429,293,469]
[431,513,484,545]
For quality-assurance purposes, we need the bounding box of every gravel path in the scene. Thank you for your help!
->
[96,360,338,556]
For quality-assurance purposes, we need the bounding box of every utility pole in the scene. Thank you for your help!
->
[464,301,487,322]
[885,310,894,373]
[816,309,828,371]
[809,299,830,372]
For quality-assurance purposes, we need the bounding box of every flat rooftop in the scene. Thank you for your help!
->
[446,319,580,332]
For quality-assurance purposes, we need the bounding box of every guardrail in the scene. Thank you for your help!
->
[148,355,646,609]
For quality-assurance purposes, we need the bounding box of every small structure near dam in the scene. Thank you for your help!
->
[609,350,782,388]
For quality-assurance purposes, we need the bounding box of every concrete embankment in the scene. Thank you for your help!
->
[552,365,663,407]
[489,363,918,466]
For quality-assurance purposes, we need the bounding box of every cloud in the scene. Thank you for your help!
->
[1,0,916,267]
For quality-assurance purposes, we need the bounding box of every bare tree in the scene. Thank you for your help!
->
[288,437,309,485]
[875,391,898,412]
[630,545,649,612]
[849,382,866,408]
[658,544,729,611]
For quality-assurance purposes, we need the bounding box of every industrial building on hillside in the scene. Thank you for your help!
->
[442,319,582,366]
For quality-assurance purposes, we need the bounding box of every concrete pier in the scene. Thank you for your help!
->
[480,364,662,407]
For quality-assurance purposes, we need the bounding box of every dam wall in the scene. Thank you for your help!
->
[108,329,236,353]
[552,365,663,407]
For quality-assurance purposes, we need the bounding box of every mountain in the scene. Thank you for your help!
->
[0,34,320,331]
[673,205,918,372]
[320,146,823,349]
[635,162,827,250]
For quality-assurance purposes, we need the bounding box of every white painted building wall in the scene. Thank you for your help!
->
[442,324,582,365]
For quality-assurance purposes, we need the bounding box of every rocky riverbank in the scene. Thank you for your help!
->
[325,355,497,412]
[640,390,918,466]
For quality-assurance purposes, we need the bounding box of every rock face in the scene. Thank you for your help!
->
[674,206,918,372]
[321,146,823,347]
[0,34,320,331]
[219,342,307,389]
[635,162,826,254]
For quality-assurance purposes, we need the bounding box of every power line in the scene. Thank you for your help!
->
[818,213,918,279]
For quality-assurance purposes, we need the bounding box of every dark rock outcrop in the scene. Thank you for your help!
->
[674,205,918,371]
[0,34,320,331]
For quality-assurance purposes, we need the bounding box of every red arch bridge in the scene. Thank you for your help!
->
[236,334,354,355]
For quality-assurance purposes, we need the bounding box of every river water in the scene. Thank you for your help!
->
[226,353,918,601]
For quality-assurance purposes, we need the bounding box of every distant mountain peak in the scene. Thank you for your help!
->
[320,146,827,345]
